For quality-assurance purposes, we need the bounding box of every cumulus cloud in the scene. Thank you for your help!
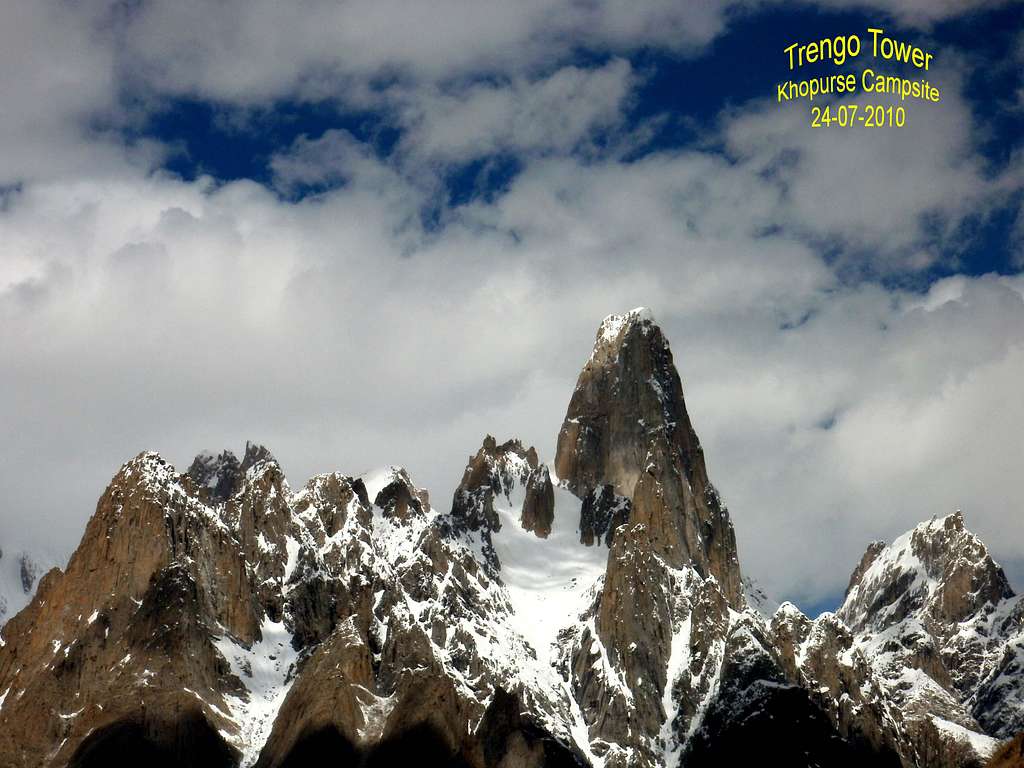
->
[3,137,1024,606]
[392,59,636,162]
[267,59,637,195]
[1,0,1023,612]
[810,0,1012,25]
[0,0,164,184]
[101,0,728,103]
[89,0,1016,106]
[721,60,1020,274]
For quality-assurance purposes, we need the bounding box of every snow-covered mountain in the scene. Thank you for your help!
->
[838,512,1023,757]
[0,308,1019,768]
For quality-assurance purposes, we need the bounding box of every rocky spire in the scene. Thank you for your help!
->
[375,466,430,521]
[451,436,554,538]
[187,442,279,505]
[555,308,742,605]
[188,449,242,503]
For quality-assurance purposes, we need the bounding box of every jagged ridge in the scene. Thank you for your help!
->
[0,310,1020,768]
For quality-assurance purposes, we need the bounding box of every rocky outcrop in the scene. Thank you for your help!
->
[374,467,428,521]
[0,548,50,627]
[681,609,902,768]
[451,436,554,539]
[520,464,555,538]
[769,603,910,762]
[188,449,243,504]
[0,451,269,767]
[18,554,42,595]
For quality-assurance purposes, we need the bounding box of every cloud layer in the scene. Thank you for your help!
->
[1,0,1022,611]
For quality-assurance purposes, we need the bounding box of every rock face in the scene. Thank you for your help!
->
[986,732,1024,767]
[452,436,554,540]
[0,449,592,768]
[553,309,750,768]
[0,309,1019,768]
[578,485,630,547]
[555,308,741,604]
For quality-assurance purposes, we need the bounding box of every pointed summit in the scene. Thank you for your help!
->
[837,511,1023,745]
[556,307,671,498]
[187,442,279,504]
[593,306,657,354]
[555,309,742,604]
[188,449,241,503]
[839,510,1014,632]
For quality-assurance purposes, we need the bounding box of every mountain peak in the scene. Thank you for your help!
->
[4,315,1021,768]
[186,442,278,504]
[240,441,277,474]
[373,466,430,520]
[839,510,1014,633]
[595,306,656,342]
[188,448,241,502]
[556,310,742,605]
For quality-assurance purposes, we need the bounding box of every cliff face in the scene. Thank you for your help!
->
[0,309,1018,768]
[554,308,741,605]
[0,451,265,767]
[551,309,748,767]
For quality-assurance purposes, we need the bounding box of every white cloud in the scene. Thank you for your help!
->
[1,0,1023,612]
[392,59,635,162]
[810,0,1011,25]
[103,0,727,103]
[3,141,1023,607]
[99,0,1015,106]
[721,63,1013,273]
[0,0,164,184]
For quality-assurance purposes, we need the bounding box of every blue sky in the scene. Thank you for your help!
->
[131,2,1024,290]
[1,0,1023,614]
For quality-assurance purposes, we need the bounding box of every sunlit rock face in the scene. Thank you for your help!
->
[554,308,742,605]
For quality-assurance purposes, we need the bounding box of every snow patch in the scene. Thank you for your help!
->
[491,482,607,669]
[359,466,404,503]
[931,716,999,759]
[597,307,655,346]
[214,618,299,767]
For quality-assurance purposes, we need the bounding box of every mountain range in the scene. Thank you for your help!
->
[0,308,1020,768]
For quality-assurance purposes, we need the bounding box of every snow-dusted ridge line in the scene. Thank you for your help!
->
[3,442,1019,768]
[142,451,1019,766]
[195,455,612,766]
